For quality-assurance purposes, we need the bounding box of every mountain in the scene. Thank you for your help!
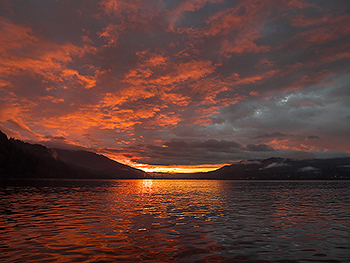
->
[193,157,350,180]
[0,130,147,179]
[52,148,145,179]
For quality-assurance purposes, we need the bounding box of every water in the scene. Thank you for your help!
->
[1,179,350,262]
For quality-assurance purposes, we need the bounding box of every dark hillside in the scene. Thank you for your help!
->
[53,148,146,179]
[0,130,146,179]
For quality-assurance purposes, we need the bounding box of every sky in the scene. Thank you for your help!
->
[1,0,350,173]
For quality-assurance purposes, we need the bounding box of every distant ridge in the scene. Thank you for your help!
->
[155,157,350,180]
[0,130,147,179]
[198,157,350,180]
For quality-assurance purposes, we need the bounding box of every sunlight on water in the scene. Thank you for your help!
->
[1,180,350,262]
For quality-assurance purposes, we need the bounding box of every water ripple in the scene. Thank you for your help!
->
[1,179,350,262]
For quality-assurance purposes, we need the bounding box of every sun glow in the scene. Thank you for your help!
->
[132,163,227,173]
[100,152,227,173]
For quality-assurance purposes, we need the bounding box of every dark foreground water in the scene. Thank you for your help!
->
[1,180,350,263]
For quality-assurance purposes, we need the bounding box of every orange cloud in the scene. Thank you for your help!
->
[37,89,182,137]
[100,0,140,15]
[287,0,316,9]
[0,17,98,94]
[266,138,320,152]
[170,60,216,83]
[221,36,269,56]
[160,93,190,107]
[286,14,350,48]
[204,9,244,36]
[236,70,279,85]
[5,118,40,138]
[99,0,163,35]
[98,23,123,46]
[1,42,97,90]
[38,96,65,104]
[0,17,36,53]
[166,0,223,29]
[0,94,38,139]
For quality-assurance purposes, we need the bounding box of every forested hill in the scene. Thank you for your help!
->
[0,130,147,179]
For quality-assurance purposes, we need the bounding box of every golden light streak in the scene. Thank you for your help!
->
[98,151,227,173]
[135,164,228,173]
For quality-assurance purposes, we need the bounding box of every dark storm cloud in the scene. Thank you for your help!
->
[164,139,243,151]
[0,0,349,170]
[245,144,274,152]
[307,135,320,140]
[256,132,288,139]
[117,139,278,165]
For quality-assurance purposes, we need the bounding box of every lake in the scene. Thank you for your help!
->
[1,179,350,262]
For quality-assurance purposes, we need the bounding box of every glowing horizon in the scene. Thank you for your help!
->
[102,152,227,173]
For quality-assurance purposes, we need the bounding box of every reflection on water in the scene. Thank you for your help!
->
[1,179,350,262]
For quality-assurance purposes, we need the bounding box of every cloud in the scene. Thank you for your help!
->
[6,119,40,138]
[245,144,274,152]
[1,0,350,171]
[261,162,290,170]
[43,135,66,141]
[256,132,288,139]
[116,139,280,165]
[220,36,269,56]
[0,17,36,53]
[307,135,320,140]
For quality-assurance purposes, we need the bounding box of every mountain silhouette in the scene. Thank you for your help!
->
[52,148,145,179]
[0,130,146,179]
[187,157,350,180]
